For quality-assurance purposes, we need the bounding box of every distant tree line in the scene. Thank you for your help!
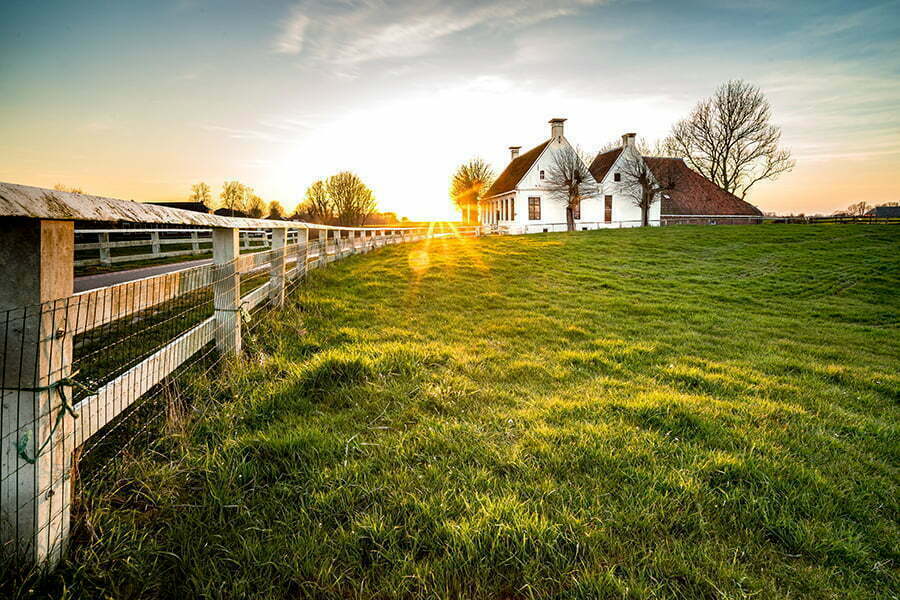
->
[182,171,380,225]
[838,201,899,216]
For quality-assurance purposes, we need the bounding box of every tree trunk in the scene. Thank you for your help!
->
[566,205,575,232]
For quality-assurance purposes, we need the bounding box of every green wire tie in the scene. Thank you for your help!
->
[217,300,251,323]
[2,370,95,464]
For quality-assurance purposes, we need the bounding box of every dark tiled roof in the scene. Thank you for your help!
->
[588,147,623,183]
[484,140,551,198]
[644,157,763,216]
[146,201,211,214]
[865,205,900,217]
[213,207,249,218]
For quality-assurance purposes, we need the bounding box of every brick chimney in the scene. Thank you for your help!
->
[621,132,637,148]
[549,118,566,139]
[509,146,521,160]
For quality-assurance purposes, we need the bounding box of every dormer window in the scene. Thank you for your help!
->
[539,170,545,180]
[614,173,621,182]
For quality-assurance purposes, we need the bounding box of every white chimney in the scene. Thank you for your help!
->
[509,146,521,160]
[622,132,637,148]
[549,118,566,139]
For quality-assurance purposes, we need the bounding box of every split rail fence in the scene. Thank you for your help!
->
[0,182,476,568]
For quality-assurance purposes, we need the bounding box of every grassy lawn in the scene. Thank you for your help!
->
[27,225,900,598]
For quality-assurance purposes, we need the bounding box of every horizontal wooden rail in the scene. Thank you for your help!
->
[73,228,308,266]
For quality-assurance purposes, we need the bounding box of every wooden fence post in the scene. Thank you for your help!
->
[295,229,309,278]
[269,228,286,307]
[212,228,241,356]
[98,232,111,265]
[190,231,200,255]
[150,231,160,256]
[0,218,74,567]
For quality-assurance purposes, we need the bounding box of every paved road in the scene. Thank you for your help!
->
[74,259,211,292]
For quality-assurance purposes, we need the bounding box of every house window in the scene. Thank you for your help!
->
[573,200,581,220]
[614,173,621,182]
[604,195,613,223]
[529,197,541,220]
[509,198,515,220]
[539,170,545,180]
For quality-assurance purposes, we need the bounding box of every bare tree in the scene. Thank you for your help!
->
[617,153,682,226]
[543,145,599,231]
[450,158,494,224]
[267,200,286,220]
[220,181,250,216]
[327,171,377,226]
[666,80,794,200]
[296,180,333,223]
[246,194,266,218]
[190,182,212,207]
[844,201,873,216]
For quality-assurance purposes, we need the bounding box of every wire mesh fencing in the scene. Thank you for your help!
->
[0,225,444,566]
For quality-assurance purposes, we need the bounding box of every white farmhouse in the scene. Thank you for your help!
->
[479,119,658,233]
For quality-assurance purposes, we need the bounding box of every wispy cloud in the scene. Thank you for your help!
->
[796,2,886,38]
[200,123,295,144]
[275,7,310,54]
[201,112,323,146]
[274,0,606,65]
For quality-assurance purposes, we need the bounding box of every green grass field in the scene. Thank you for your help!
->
[26,225,900,598]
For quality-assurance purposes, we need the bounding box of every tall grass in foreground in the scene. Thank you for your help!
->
[9,225,899,599]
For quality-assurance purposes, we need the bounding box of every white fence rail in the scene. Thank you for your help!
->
[0,181,478,567]
[73,227,426,266]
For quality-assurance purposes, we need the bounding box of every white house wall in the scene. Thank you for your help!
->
[483,136,660,232]
[596,145,661,226]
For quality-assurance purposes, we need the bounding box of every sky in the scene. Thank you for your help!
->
[1,0,898,220]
